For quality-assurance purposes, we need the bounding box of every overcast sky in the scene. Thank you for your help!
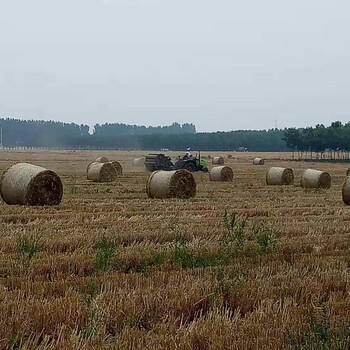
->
[0,0,350,132]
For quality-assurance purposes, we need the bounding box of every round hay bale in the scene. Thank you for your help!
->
[95,156,109,163]
[342,177,350,204]
[253,158,265,165]
[86,161,95,173]
[146,170,196,199]
[300,169,331,189]
[266,167,294,185]
[0,163,63,206]
[227,154,233,159]
[110,161,123,175]
[87,162,117,182]
[346,168,350,176]
[212,156,225,165]
[209,166,233,182]
[133,157,145,167]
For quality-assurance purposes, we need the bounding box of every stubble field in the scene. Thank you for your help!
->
[1,150,350,349]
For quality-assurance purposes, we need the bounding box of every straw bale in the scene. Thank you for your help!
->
[87,162,117,182]
[0,163,63,205]
[209,166,233,182]
[266,167,294,185]
[300,169,331,189]
[146,170,196,199]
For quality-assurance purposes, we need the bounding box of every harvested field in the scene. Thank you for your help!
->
[1,150,350,349]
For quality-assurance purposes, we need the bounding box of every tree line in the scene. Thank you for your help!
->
[283,122,350,159]
[0,118,288,151]
[2,117,350,153]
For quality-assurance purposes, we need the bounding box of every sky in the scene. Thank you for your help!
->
[0,0,350,132]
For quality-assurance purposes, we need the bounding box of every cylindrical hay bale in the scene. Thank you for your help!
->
[110,161,123,175]
[0,163,63,206]
[300,169,331,189]
[132,157,145,167]
[95,156,109,163]
[227,154,233,159]
[87,162,118,182]
[212,156,225,165]
[346,168,350,176]
[209,166,233,182]
[266,167,294,185]
[253,158,265,165]
[146,170,196,199]
[342,178,350,204]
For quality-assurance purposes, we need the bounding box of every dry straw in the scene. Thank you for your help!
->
[0,163,63,206]
[300,169,331,189]
[212,156,225,165]
[95,156,109,163]
[342,177,350,204]
[133,157,145,167]
[266,167,294,185]
[110,161,123,175]
[146,169,196,199]
[253,158,265,165]
[87,162,117,182]
[209,166,233,182]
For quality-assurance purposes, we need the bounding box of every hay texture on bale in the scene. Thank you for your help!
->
[110,161,123,175]
[253,158,265,165]
[146,169,196,199]
[212,156,225,165]
[342,177,350,204]
[132,157,145,167]
[209,166,233,182]
[0,163,63,206]
[266,167,294,185]
[87,162,117,182]
[300,169,331,189]
[95,156,109,163]
[346,168,350,176]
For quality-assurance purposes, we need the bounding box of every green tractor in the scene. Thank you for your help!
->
[144,152,208,172]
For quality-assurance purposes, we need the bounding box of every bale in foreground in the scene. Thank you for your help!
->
[266,167,294,185]
[300,169,331,189]
[87,162,117,182]
[342,177,350,204]
[95,156,109,163]
[209,166,233,182]
[212,156,225,165]
[0,163,63,206]
[253,158,265,165]
[146,170,196,199]
[133,157,145,167]
[110,161,123,175]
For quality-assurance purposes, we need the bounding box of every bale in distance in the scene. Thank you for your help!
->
[342,177,350,204]
[0,163,63,206]
[95,156,109,163]
[212,156,225,165]
[300,169,331,189]
[87,162,118,182]
[209,166,233,182]
[110,161,123,175]
[266,167,294,185]
[253,158,265,165]
[146,169,196,199]
[227,154,233,159]
[133,157,145,167]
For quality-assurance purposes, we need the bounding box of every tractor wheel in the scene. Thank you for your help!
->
[183,162,196,172]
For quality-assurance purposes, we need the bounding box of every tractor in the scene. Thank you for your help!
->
[144,152,208,172]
